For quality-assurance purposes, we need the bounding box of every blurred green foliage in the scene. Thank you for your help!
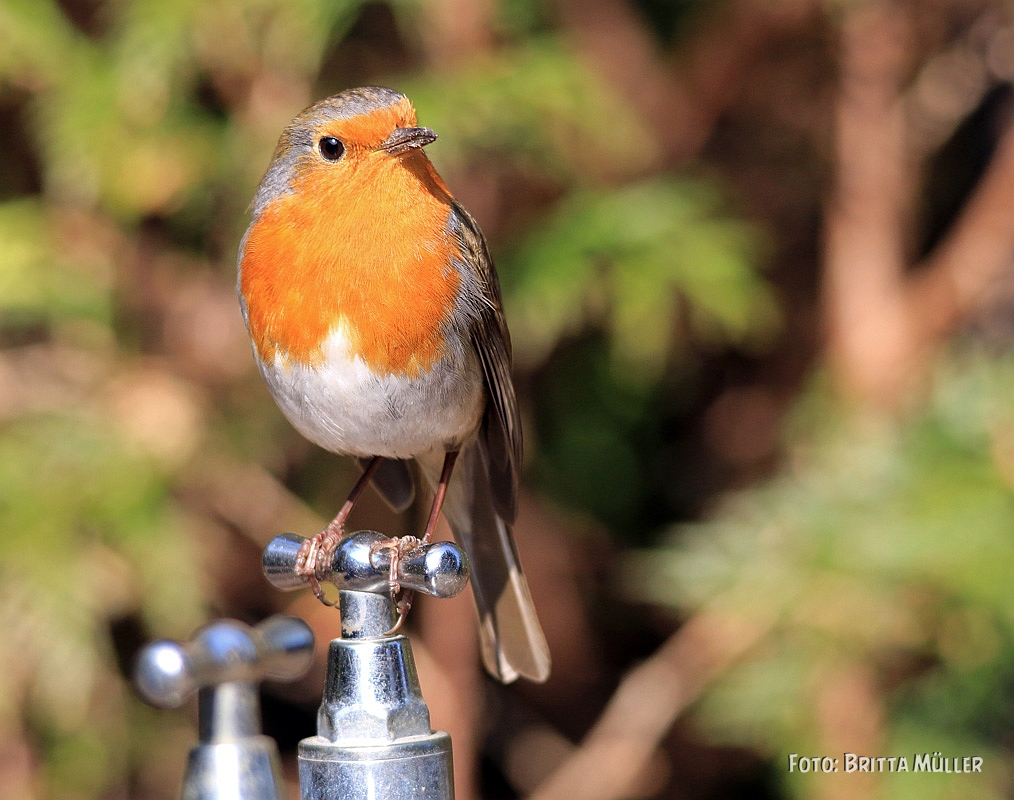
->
[631,354,1014,798]
[505,179,775,375]
[4,0,1011,799]
[0,0,775,796]
[406,39,661,179]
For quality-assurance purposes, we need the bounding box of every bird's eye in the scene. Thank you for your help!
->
[319,136,345,161]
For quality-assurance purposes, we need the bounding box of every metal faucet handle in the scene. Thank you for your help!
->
[134,615,315,709]
[262,530,470,600]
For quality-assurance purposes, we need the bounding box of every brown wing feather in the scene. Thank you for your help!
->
[358,457,415,513]
[433,204,549,683]
[450,202,522,522]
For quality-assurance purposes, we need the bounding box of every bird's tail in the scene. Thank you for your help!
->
[418,444,551,683]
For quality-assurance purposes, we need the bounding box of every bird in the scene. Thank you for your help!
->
[237,86,551,683]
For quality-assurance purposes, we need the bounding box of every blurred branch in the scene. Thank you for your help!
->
[823,1,916,407]
[815,664,882,800]
[548,0,817,167]
[824,2,1014,409]
[418,0,494,67]
[908,116,1014,351]
[528,607,772,800]
[184,460,325,548]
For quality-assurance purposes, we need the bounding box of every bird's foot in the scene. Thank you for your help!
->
[369,535,422,633]
[295,520,344,606]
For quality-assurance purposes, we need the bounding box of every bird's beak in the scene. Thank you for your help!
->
[380,126,438,155]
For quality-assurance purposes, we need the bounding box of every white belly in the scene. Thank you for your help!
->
[256,328,485,459]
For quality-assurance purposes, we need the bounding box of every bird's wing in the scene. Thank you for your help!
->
[418,445,550,683]
[422,203,548,683]
[449,202,523,523]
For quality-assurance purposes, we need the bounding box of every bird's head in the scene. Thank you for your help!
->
[251,87,439,217]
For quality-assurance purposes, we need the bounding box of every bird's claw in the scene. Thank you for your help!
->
[369,535,421,634]
[295,524,344,607]
[296,530,423,630]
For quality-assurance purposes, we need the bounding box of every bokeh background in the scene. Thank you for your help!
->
[3,0,1014,798]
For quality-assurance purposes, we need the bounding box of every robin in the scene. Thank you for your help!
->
[237,87,551,683]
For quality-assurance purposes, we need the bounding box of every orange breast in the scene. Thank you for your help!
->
[240,152,461,376]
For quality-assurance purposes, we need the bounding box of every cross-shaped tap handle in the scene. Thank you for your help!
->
[133,617,314,800]
[262,531,469,600]
[134,616,314,710]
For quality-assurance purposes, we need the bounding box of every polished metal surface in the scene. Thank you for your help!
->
[298,732,454,800]
[262,530,469,599]
[316,633,430,741]
[299,628,455,800]
[134,616,315,800]
[199,682,260,742]
[338,589,395,639]
[332,531,394,594]
[135,617,315,708]
[182,734,287,800]
[261,533,310,591]
[393,538,470,599]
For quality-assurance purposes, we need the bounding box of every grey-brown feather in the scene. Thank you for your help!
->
[418,446,550,683]
[449,202,523,523]
[425,204,548,682]
[360,457,415,513]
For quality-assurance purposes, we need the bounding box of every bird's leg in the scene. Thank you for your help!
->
[421,450,458,543]
[377,450,459,633]
[296,456,385,603]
